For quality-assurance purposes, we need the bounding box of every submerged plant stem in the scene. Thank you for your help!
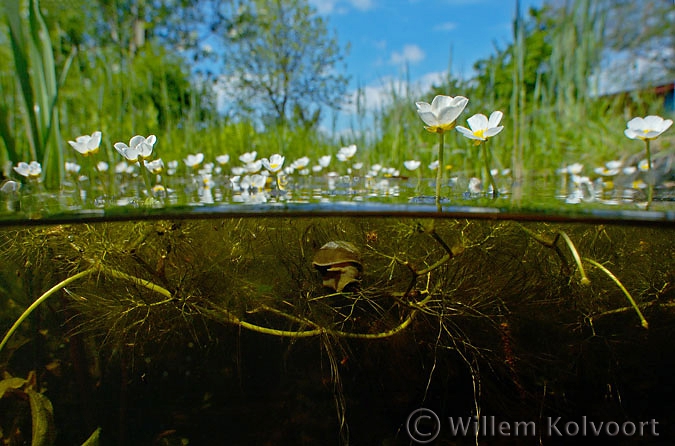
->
[101,266,173,299]
[0,267,98,354]
[559,231,590,285]
[584,257,648,329]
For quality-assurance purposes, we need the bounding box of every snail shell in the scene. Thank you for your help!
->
[312,241,362,292]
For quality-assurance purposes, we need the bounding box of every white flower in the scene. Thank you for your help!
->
[231,166,246,176]
[185,153,204,168]
[638,159,650,172]
[624,115,673,140]
[415,95,469,133]
[14,161,42,178]
[97,161,109,172]
[337,144,357,161]
[245,160,262,173]
[239,151,257,163]
[404,160,421,171]
[566,163,584,175]
[65,162,81,174]
[468,177,482,194]
[262,154,285,173]
[145,158,164,174]
[115,161,130,174]
[241,174,267,191]
[68,131,102,156]
[0,180,19,193]
[605,160,622,170]
[318,155,331,167]
[594,165,619,176]
[114,135,156,162]
[428,160,439,171]
[456,111,504,142]
[216,154,230,165]
[291,156,310,170]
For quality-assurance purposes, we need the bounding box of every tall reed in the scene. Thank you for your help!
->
[3,0,74,188]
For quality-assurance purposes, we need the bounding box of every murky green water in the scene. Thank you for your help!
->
[0,210,673,445]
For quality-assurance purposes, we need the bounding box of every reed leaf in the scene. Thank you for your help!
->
[5,0,71,188]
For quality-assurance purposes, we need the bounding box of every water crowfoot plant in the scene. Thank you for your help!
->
[67,131,102,156]
[403,159,422,194]
[262,153,286,190]
[415,95,468,211]
[13,161,43,180]
[68,131,103,203]
[457,111,504,197]
[624,115,673,171]
[114,135,157,200]
[13,161,44,213]
[624,115,673,206]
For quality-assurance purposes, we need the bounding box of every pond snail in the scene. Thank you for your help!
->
[312,241,362,292]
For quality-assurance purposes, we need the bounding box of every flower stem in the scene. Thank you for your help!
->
[644,139,653,206]
[482,141,498,197]
[138,159,153,197]
[436,132,444,211]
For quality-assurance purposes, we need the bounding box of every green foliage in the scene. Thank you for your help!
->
[401,0,673,174]
[2,0,74,187]
[2,0,672,188]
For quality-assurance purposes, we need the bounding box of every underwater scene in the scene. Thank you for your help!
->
[0,203,673,445]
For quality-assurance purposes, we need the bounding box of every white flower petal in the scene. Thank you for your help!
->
[484,126,504,138]
[488,111,503,128]
[467,114,488,132]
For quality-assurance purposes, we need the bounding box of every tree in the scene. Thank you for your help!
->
[218,0,349,127]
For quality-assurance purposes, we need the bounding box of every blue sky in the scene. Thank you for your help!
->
[212,0,546,130]
[305,0,544,130]
[313,0,542,84]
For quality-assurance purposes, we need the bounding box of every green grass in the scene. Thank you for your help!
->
[1,0,672,190]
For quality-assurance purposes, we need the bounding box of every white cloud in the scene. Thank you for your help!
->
[309,0,375,14]
[326,71,448,137]
[309,0,339,14]
[373,39,387,50]
[442,0,485,4]
[433,21,457,32]
[348,0,375,11]
[343,71,446,115]
[390,44,426,65]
